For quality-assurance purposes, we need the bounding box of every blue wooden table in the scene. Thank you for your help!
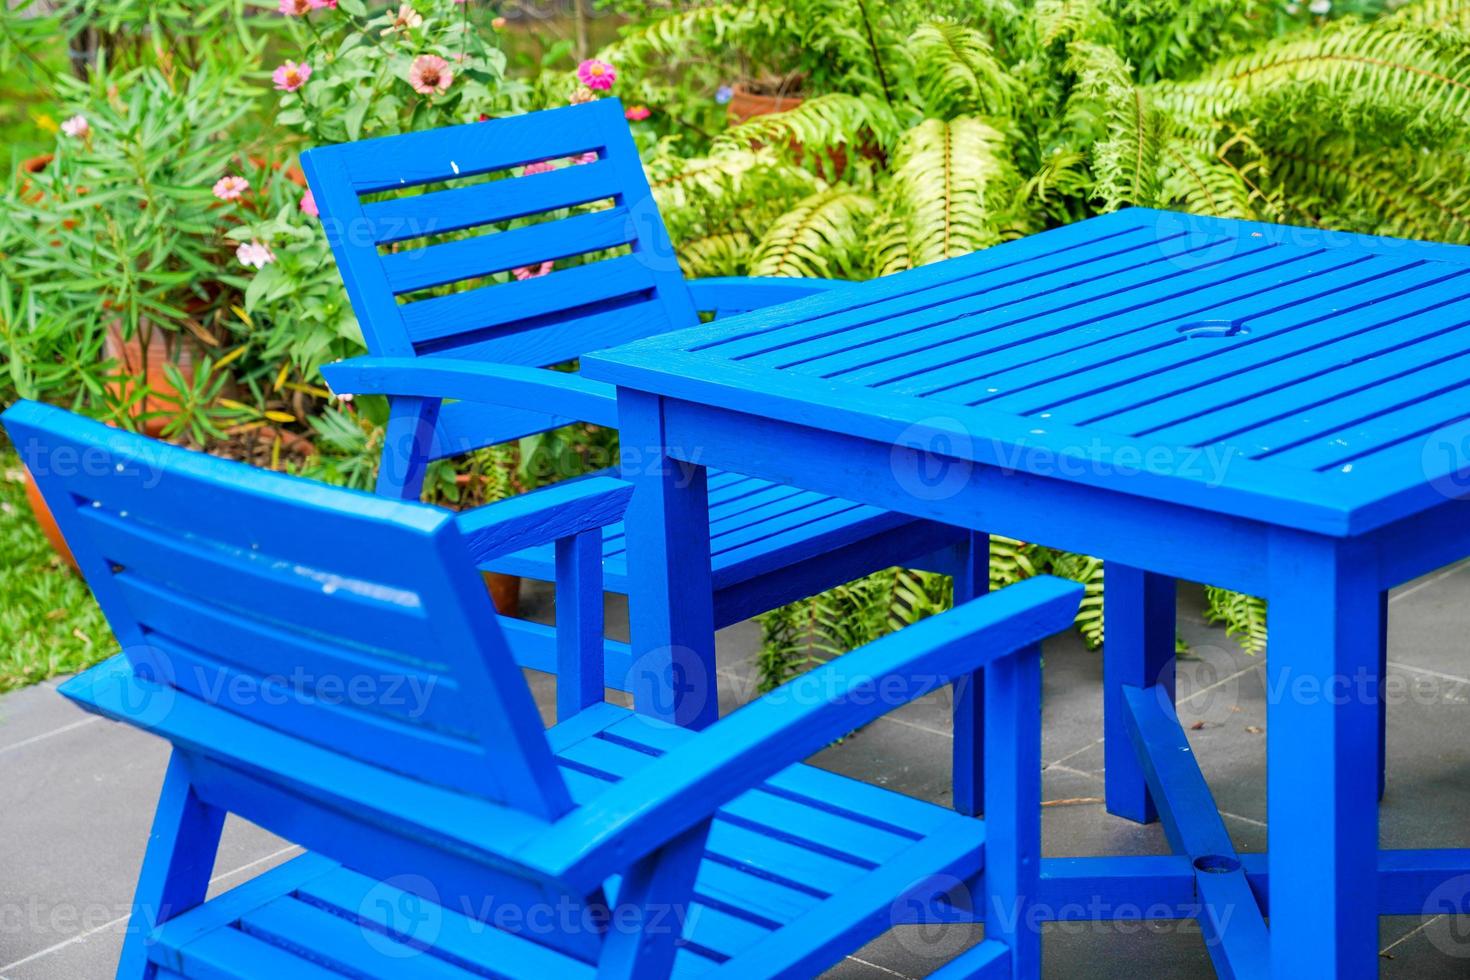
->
[584,207,1470,978]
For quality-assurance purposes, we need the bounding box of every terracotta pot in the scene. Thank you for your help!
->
[103,321,199,438]
[248,156,309,189]
[483,571,522,617]
[20,152,53,176]
[726,83,805,125]
[21,464,77,571]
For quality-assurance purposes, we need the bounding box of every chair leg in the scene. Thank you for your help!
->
[1103,565,1176,824]
[556,529,607,721]
[1378,590,1389,801]
[375,397,440,501]
[118,752,226,980]
[951,531,988,817]
[595,820,710,980]
[983,642,1042,978]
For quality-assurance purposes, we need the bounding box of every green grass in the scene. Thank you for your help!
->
[0,449,114,692]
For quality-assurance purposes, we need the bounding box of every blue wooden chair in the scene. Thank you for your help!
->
[302,98,982,740]
[8,399,1079,979]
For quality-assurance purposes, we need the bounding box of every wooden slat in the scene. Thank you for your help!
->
[1007,263,1469,425]
[1261,373,1470,471]
[689,213,1153,359]
[305,99,627,194]
[111,574,467,733]
[363,159,623,245]
[607,715,956,836]
[429,293,676,367]
[853,240,1337,395]
[729,226,1199,371]
[298,866,597,979]
[382,208,636,294]
[73,504,436,666]
[556,736,917,867]
[400,254,657,346]
[171,926,350,979]
[717,828,986,979]
[903,247,1374,405]
[1102,300,1470,443]
[240,897,484,979]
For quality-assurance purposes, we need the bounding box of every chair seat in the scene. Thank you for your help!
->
[144,704,993,980]
[476,468,949,595]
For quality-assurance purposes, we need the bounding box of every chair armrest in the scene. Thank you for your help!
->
[321,356,619,427]
[454,475,632,564]
[523,576,1083,891]
[686,276,852,318]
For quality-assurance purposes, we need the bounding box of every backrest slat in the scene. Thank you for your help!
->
[5,401,572,821]
[421,297,665,367]
[401,253,656,348]
[381,207,635,295]
[329,103,610,194]
[72,502,440,665]
[106,574,471,737]
[363,158,624,245]
[303,98,697,450]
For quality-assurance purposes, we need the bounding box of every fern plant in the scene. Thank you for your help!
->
[605,0,1470,685]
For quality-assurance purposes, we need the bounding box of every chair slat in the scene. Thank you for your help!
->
[312,100,626,194]
[401,254,656,347]
[110,574,470,737]
[364,159,623,245]
[382,207,635,294]
[73,503,439,666]
[145,633,490,793]
[427,295,671,367]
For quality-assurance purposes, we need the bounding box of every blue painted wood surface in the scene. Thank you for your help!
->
[580,209,1470,977]
[5,399,1078,979]
[305,99,974,730]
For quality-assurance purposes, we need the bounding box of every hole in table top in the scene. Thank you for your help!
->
[1193,854,1242,874]
[1177,319,1249,340]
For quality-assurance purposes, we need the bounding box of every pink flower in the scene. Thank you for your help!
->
[577,59,615,91]
[408,54,453,95]
[60,114,89,138]
[310,0,337,7]
[237,241,275,269]
[513,260,554,281]
[273,61,311,92]
[300,190,318,217]
[212,175,249,201]
[381,3,422,35]
[570,151,597,166]
[521,159,555,176]
[624,105,651,121]
[278,0,312,14]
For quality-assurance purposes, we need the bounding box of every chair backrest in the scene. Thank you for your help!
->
[302,99,697,450]
[4,400,572,821]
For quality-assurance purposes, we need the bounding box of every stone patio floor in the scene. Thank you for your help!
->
[3,568,1469,978]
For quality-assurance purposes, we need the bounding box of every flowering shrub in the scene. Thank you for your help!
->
[270,0,508,145]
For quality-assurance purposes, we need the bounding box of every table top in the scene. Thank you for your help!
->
[584,209,1470,537]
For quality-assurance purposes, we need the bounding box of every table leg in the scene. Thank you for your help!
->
[1267,532,1381,978]
[618,390,719,730]
[1379,590,1389,802]
[953,530,988,817]
[1104,565,1176,824]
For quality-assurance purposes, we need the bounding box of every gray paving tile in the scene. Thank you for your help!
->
[9,564,1470,978]
[0,695,292,975]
